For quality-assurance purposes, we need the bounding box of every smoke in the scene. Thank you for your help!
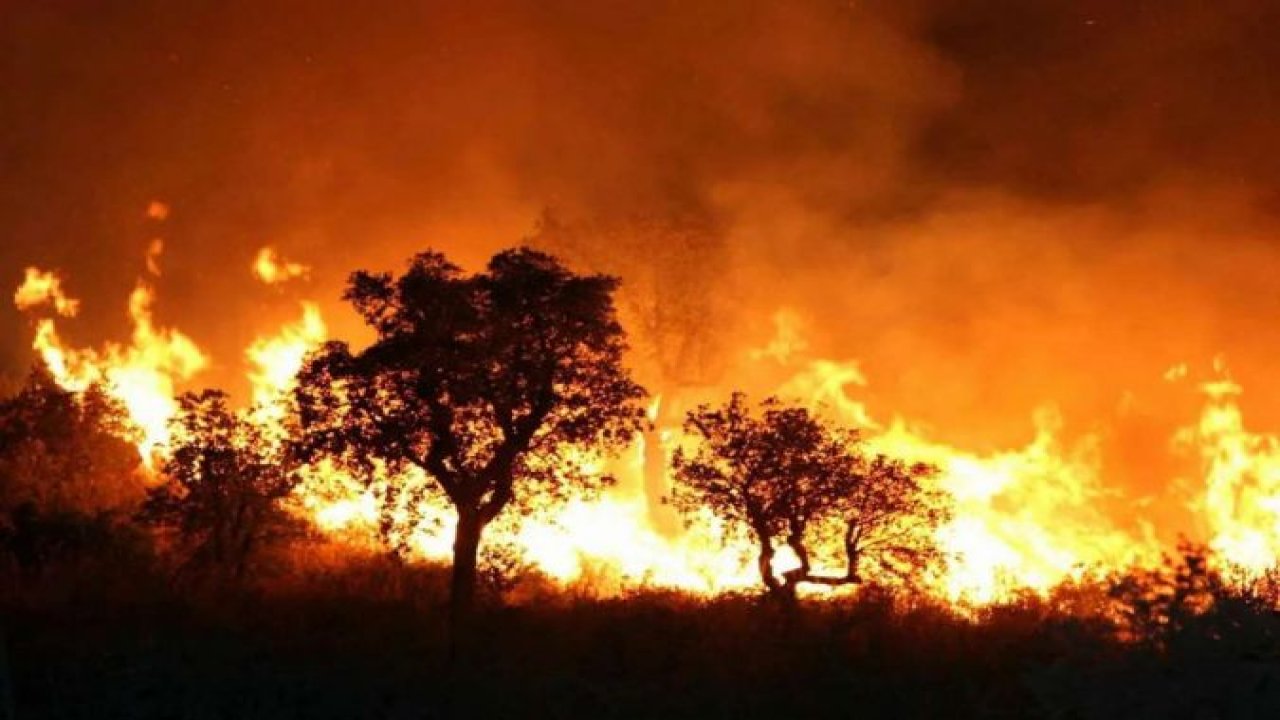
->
[3,0,1279,471]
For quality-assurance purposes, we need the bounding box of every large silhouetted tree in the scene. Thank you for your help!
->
[139,390,301,582]
[293,247,647,623]
[670,393,949,601]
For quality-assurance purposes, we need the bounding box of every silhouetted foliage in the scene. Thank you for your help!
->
[0,366,143,518]
[670,393,949,600]
[293,247,647,622]
[139,390,302,583]
[9,506,1280,718]
[0,502,157,592]
[0,367,145,579]
[1024,546,1280,717]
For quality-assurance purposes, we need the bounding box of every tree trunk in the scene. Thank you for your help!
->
[842,522,862,584]
[757,541,791,602]
[449,506,484,658]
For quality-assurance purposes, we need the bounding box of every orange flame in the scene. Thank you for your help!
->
[16,254,1280,605]
[1175,359,1280,575]
[14,268,80,317]
[16,263,207,463]
[252,247,310,285]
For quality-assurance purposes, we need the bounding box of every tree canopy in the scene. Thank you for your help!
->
[293,247,648,618]
[670,393,950,600]
[0,366,143,518]
[139,389,302,582]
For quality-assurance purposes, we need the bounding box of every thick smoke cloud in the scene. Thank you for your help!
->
[3,0,1279,482]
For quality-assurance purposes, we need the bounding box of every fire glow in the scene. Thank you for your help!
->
[12,245,1279,605]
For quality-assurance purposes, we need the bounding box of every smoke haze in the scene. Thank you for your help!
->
[5,0,1280,511]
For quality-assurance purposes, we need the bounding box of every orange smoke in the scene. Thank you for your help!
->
[252,247,311,286]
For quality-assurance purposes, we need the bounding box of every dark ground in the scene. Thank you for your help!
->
[6,551,1280,720]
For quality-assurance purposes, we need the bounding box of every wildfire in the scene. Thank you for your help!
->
[246,301,327,424]
[252,247,310,285]
[15,262,207,462]
[12,252,1280,605]
[880,412,1159,603]
[12,242,324,465]
[14,268,80,317]
[1176,359,1280,575]
[774,359,1161,602]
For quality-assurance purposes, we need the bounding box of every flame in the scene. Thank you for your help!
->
[881,413,1158,603]
[16,264,207,462]
[12,243,325,467]
[17,251,1280,605]
[145,200,170,221]
[246,302,327,420]
[774,358,1161,603]
[1176,361,1280,575]
[252,247,310,285]
[14,268,80,317]
[145,239,165,276]
[513,496,760,591]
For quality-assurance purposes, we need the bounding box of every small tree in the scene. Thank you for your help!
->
[0,366,143,517]
[140,390,301,582]
[670,393,949,600]
[0,367,145,574]
[293,247,647,624]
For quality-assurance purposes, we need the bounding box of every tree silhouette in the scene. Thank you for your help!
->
[139,389,301,582]
[670,393,949,601]
[293,247,647,624]
[0,367,144,574]
[0,366,143,517]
